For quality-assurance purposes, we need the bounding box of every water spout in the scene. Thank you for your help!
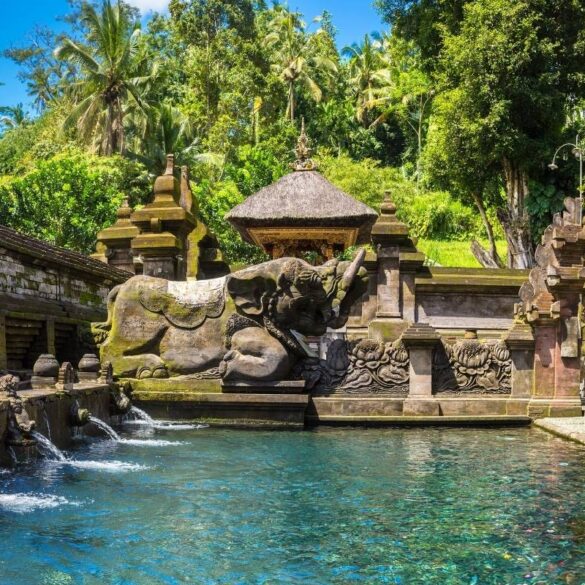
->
[128,406,155,426]
[89,416,120,441]
[31,431,66,462]
[8,447,18,464]
[42,408,52,442]
[124,406,206,431]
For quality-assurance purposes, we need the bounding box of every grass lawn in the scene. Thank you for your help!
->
[417,239,508,268]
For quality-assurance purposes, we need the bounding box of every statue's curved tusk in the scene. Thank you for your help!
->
[341,248,366,290]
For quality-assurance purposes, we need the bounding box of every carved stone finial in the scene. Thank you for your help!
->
[380,190,397,216]
[78,353,100,382]
[31,354,59,390]
[292,118,317,172]
[164,154,175,176]
[116,196,132,220]
[56,362,75,391]
[180,165,196,215]
[100,361,114,385]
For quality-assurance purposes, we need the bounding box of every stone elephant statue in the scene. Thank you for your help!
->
[94,251,368,382]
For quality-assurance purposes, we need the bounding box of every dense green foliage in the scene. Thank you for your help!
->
[0,150,149,253]
[1,0,584,267]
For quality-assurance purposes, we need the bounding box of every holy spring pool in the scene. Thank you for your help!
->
[1,425,585,584]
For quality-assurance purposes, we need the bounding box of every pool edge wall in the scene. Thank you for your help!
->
[128,378,581,429]
[0,384,113,465]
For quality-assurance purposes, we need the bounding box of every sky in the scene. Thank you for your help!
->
[0,0,385,111]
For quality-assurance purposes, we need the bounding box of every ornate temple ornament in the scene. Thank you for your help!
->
[297,338,409,395]
[291,118,317,172]
[433,331,511,394]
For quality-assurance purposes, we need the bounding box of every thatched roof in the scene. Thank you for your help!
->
[226,170,378,245]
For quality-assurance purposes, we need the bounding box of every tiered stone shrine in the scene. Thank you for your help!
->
[93,155,229,281]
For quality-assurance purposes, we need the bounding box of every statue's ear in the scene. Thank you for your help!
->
[227,274,275,316]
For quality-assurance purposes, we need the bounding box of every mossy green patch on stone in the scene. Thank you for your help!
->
[125,377,223,395]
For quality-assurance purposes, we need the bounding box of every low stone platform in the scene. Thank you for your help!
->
[308,395,581,425]
[129,379,309,428]
[126,377,582,428]
[533,417,585,445]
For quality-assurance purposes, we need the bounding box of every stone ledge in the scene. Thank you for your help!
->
[221,380,307,394]
[306,415,532,426]
[533,417,585,445]
[133,391,309,405]
[133,392,310,428]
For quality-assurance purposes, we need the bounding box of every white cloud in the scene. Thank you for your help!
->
[125,0,169,13]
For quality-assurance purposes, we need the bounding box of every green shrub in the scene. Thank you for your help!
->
[193,178,268,266]
[317,151,486,241]
[0,149,150,253]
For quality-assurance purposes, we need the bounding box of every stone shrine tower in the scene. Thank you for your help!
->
[226,123,377,263]
[92,155,229,281]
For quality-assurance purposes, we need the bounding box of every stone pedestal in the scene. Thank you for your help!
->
[368,192,425,342]
[503,322,535,398]
[402,323,440,416]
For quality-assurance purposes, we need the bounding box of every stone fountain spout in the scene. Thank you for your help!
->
[110,382,132,416]
[1,374,36,446]
[69,403,91,427]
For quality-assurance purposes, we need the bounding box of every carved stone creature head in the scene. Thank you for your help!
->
[227,250,368,336]
[1,374,36,443]
[110,383,131,415]
[9,399,36,436]
[0,373,19,398]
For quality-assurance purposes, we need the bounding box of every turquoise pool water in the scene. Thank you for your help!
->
[1,425,585,584]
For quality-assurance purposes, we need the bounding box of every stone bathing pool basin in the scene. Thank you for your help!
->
[1,424,585,584]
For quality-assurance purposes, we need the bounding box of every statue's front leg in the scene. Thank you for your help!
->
[220,327,290,382]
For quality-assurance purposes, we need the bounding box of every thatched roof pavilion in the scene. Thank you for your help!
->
[226,124,378,261]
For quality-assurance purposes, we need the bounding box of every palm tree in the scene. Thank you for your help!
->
[54,1,154,155]
[128,103,199,174]
[0,104,30,130]
[265,10,337,122]
[343,34,382,126]
[367,35,433,184]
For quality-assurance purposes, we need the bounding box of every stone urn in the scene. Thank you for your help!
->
[78,353,101,373]
[33,354,60,378]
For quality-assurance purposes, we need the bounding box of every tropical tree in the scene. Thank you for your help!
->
[367,34,433,183]
[4,27,76,112]
[54,0,155,155]
[343,34,382,126]
[264,9,337,122]
[427,0,585,268]
[128,103,199,174]
[0,104,30,131]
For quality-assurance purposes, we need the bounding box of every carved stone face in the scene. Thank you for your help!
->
[227,252,368,337]
[273,268,332,336]
[11,400,35,434]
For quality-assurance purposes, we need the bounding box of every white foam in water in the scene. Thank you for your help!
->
[118,439,185,447]
[125,421,208,431]
[64,460,149,472]
[0,493,74,513]
[155,423,208,430]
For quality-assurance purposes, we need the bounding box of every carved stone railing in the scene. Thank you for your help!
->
[432,335,511,394]
[297,330,513,396]
[296,338,409,395]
